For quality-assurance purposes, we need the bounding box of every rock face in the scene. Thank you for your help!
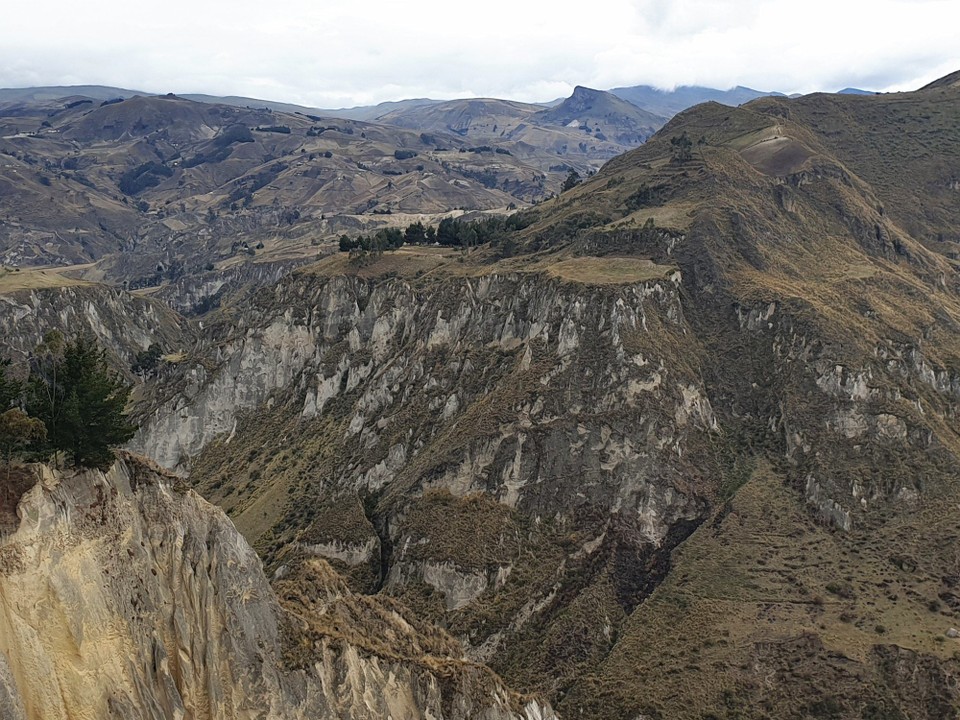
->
[0,455,554,720]
[534,86,666,146]
[124,204,960,706]
[122,74,960,716]
[4,74,960,719]
[0,284,189,368]
[127,256,717,697]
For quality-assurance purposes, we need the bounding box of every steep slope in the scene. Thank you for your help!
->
[117,73,960,716]
[0,454,554,720]
[0,93,551,286]
[128,247,715,702]
[0,282,192,374]
[516,78,960,717]
[921,70,960,90]
[744,85,960,261]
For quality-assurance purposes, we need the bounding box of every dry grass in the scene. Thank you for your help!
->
[0,265,92,294]
[561,464,960,719]
[610,199,701,231]
[299,245,678,289]
[544,256,674,285]
[739,134,815,176]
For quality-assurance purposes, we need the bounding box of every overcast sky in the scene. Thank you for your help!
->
[1,0,958,108]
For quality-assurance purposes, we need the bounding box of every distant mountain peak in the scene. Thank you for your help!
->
[570,85,602,97]
[609,83,785,118]
[544,85,664,122]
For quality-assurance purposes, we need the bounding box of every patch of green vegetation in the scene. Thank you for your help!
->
[118,161,172,195]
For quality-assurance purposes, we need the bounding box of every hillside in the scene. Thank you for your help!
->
[122,72,960,717]
[375,97,546,136]
[509,75,960,717]
[377,87,667,172]
[0,84,143,104]
[0,93,557,287]
[1,72,958,719]
[535,86,666,145]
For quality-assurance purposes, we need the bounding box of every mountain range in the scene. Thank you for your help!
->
[0,83,678,289]
[0,70,957,720]
[0,80,800,123]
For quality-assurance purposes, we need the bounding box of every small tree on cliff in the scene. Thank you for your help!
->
[0,358,45,482]
[0,408,46,479]
[26,333,137,469]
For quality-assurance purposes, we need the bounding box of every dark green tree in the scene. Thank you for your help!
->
[131,343,163,376]
[374,227,404,250]
[338,234,360,252]
[561,169,581,192]
[26,334,137,469]
[437,217,458,245]
[0,358,21,410]
[404,221,427,245]
[670,132,693,162]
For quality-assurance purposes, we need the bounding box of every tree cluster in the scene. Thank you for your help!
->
[118,161,173,196]
[561,169,581,192]
[131,343,163,376]
[669,132,693,163]
[337,211,536,256]
[0,333,138,472]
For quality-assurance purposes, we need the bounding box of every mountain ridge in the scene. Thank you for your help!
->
[1,68,959,720]
[0,81,796,123]
[119,69,960,718]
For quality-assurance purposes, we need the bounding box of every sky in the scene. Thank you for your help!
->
[1,0,958,108]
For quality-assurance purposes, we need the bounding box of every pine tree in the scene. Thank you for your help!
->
[404,221,427,245]
[27,333,137,469]
[561,169,581,192]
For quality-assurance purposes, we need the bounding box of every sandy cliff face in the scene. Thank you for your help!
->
[0,455,554,720]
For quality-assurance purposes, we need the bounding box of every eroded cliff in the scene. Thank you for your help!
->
[0,455,553,720]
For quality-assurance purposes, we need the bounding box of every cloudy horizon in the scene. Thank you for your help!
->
[2,0,958,109]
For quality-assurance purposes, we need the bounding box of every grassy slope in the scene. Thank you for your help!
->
[502,80,960,717]
[0,265,92,293]
[563,463,960,719]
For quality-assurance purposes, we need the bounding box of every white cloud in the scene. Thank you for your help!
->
[1,0,957,107]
